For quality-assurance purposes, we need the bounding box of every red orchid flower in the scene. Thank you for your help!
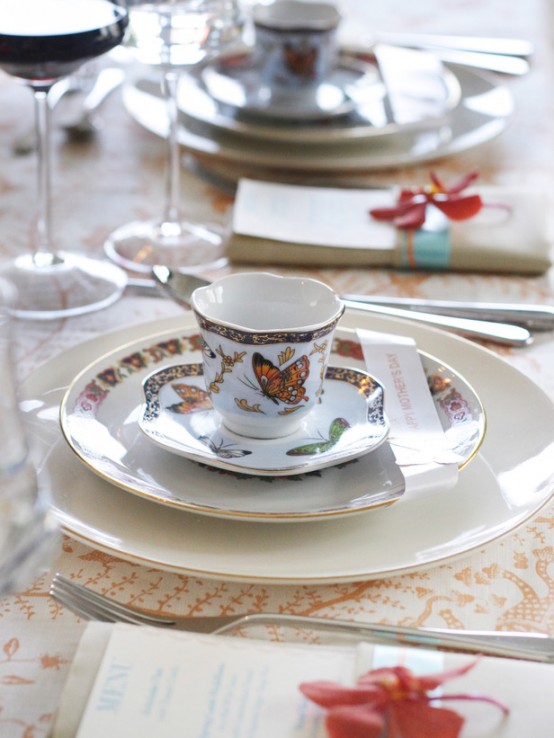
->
[370,171,483,230]
[299,658,509,738]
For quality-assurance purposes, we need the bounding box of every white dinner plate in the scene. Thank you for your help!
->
[22,311,554,583]
[122,64,512,172]
[56,324,480,521]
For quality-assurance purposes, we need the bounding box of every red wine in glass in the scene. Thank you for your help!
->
[0,0,130,319]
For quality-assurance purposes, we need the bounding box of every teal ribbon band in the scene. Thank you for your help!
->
[399,206,452,270]
[402,228,451,269]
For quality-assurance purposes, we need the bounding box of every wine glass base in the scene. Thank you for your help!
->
[0,252,127,320]
[104,219,229,274]
[0,506,59,598]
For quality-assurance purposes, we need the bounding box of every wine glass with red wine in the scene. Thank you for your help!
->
[0,0,129,319]
[103,0,243,274]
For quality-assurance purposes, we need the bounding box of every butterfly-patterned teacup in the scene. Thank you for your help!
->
[251,0,341,92]
[191,272,344,439]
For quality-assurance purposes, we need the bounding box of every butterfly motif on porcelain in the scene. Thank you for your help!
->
[167,383,212,414]
[243,350,311,406]
[198,435,252,459]
[202,340,216,360]
[286,417,350,456]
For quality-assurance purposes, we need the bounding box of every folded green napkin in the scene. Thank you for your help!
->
[225,180,552,274]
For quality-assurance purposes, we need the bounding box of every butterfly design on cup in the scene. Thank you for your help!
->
[199,435,252,459]
[247,351,310,406]
[286,417,350,456]
[283,43,318,79]
[201,340,216,360]
[167,383,212,414]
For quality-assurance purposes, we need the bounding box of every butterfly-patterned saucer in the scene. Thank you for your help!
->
[139,363,390,476]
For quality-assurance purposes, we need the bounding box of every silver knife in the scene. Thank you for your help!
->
[342,42,530,75]
[369,32,533,57]
[127,277,535,346]
[342,295,554,331]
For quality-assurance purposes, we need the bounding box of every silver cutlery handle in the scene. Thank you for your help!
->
[372,32,533,57]
[79,67,125,116]
[214,614,553,663]
[126,279,533,347]
[343,295,554,331]
[342,299,532,347]
[418,48,529,76]
[341,41,531,75]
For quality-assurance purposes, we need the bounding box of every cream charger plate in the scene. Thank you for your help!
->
[57,324,481,521]
[21,311,553,583]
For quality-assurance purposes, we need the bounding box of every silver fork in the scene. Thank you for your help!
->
[50,574,554,663]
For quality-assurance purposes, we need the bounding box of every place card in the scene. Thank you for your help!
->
[357,328,461,500]
[226,179,551,274]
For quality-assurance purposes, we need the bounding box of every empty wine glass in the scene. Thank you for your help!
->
[103,0,243,274]
[0,0,129,319]
[0,279,58,595]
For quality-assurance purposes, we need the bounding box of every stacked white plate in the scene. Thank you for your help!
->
[122,44,514,176]
[21,309,554,583]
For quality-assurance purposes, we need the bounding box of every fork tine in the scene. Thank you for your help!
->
[50,586,123,624]
[50,574,175,627]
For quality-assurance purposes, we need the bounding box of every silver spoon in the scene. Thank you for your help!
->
[12,67,124,154]
[139,266,533,347]
[60,67,125,140]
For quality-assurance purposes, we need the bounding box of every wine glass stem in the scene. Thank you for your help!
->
[32,87,56,266]
[162,70,181,226]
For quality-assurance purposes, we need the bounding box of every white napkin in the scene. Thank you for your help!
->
[357,328,461,501]
[226,179,552,274]
[52,622,554,737]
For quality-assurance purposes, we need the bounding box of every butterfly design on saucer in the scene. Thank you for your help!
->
[286,417,350,456]
[199,435,252,459]
[167,383,212,414]
[248,351,310,406]
[139,362,389,477]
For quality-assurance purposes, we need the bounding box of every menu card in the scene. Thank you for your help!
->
[225,179,551,274]
[53,623,554,737]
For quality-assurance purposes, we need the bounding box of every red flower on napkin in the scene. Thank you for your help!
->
[369,171,483,230]
[300,658,508,738]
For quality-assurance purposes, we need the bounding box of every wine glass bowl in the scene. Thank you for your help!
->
[0,0,129,319]
[103,0,243,274]
[0,0,127,83]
